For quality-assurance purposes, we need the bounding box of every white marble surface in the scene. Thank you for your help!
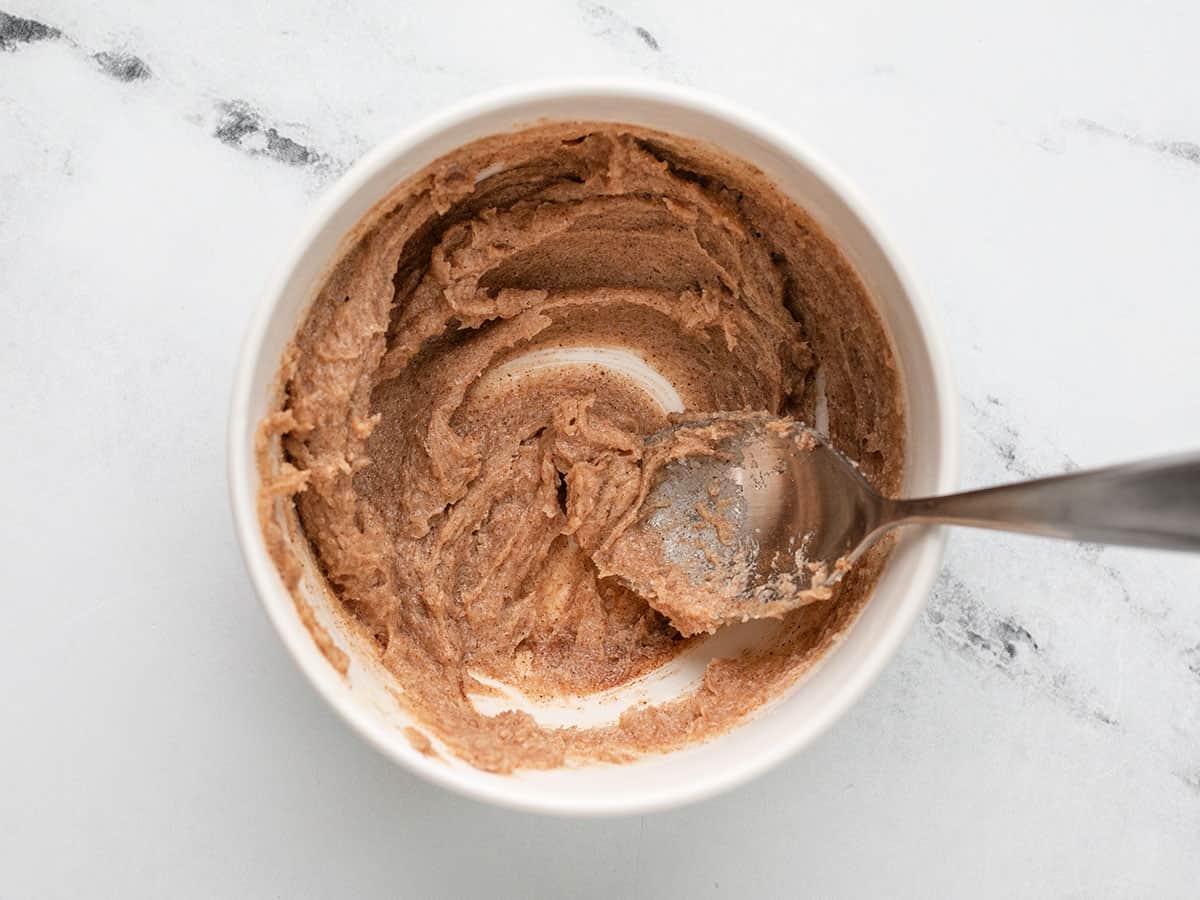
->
[3,1,1199,896]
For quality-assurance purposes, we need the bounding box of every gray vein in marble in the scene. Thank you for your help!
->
[577,0,684,79]
[926,570,1040,669]
[1072,513,1181,631]
[93,50,151,82]
[925,569,1119,726]
[0,9,340,178]
[1186,644,1200,681]
[968,395,1038,478]
[211,99,330,169]
[579,2,659,51]
[1,9,151,85]
[634,26,659,51]
[1074,118,1200,168]
[969,393,1081,480]
[0,10,60,50]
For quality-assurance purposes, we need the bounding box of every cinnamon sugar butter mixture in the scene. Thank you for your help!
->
[258,123,904,772]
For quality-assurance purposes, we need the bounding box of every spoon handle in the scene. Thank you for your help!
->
[890,453,1200,552]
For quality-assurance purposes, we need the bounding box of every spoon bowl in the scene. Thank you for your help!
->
[634,419,886,598]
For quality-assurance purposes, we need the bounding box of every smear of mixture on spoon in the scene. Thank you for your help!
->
[257,122,905,772]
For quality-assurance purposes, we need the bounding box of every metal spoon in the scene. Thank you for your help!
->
[629,417,1200,629]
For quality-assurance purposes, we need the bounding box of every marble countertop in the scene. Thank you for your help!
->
[3,1,1199,896]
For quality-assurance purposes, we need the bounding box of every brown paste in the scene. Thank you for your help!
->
[257,122,905,772]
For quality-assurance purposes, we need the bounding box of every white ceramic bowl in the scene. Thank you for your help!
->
[228,81,958,816]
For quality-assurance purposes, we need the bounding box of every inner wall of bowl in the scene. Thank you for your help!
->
[241,89,950,810]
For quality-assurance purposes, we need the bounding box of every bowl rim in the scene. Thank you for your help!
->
[227,78,960,817]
